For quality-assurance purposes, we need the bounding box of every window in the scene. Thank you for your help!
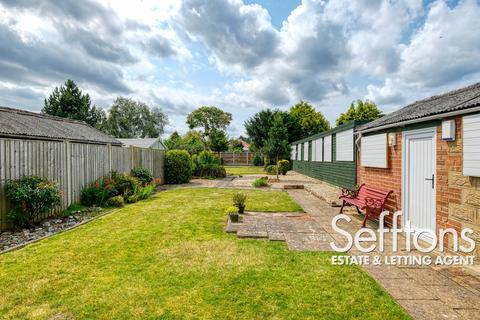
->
[464,114,480,176]
[303,142,309,161]
[311,139,316,161]
[324,135,332,162]
[361,133,388,168]
[291,145,296,160]
[336,129,354,161]
[313,138,323,162]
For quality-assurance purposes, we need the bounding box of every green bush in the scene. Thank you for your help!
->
[111,172,140,199]
[81,176,116,207]
[192,151,226,178]
[5,176,61,227]
[165,150,193,184]
[252,154,263,166]
[106,195,125,207]
[277,160,290,175]
[225,206,239,214]
[252,177,268,187]
[264,165,277,175]
[130,167,153,186]
[137,184,156,200]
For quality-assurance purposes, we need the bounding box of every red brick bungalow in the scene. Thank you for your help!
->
[355,83,480,253]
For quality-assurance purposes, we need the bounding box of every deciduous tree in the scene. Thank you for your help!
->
[336,100,383,126]
[102,97,168,138]
[186,106,232,140]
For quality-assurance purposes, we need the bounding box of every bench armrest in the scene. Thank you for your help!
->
[340,188,355,198]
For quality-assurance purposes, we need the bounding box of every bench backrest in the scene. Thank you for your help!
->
[356,184,392,203]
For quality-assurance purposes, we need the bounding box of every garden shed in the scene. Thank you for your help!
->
[290,121,364,189]
[0,106,165,230]
[356,82,480,255]
[118,138,166,150]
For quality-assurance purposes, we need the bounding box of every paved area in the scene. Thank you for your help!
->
[226,188,480,320]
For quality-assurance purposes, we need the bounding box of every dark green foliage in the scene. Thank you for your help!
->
[106,195,125,207]
[81,177,115,207]
[5,176,61,227]
[277,160,290,175]
[130,167,154,186]
[111,172,140,199]
[208,129,229,152]
[264,113,290,178]
[252,154,263,166]
[101,97,168,138]
[252,177,268,187]
[42,79,106,128]
[165,150,193,184]
[336,99,383,126]
[192,151,226,178]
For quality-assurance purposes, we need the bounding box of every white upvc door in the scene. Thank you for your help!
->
[402,128,437,242]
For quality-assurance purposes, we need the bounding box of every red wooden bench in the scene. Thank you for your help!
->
[339,184,393,227]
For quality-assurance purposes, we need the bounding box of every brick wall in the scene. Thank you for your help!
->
[357,132,402,225]
[437,116,480,255]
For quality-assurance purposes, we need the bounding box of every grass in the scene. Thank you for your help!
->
[0,188,409,320]
[225,165,266,175]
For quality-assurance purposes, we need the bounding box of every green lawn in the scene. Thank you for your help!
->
[0,188,409,320]
[225,165,266,175]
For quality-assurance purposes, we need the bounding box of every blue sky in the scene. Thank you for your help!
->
[0,0,479,138]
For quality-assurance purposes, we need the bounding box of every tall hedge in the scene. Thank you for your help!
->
[165,150,193,184]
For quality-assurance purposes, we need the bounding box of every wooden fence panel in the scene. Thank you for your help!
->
[218,152,257,165]
[0,138,165,230]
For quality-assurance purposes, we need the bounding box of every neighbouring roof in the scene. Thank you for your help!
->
[0,106,121,145]
[358,82,480,132]
[239,139,250,150]
[118,138,165,149]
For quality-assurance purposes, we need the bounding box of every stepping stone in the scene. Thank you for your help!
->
[237,230,268,238]
[268,232,286,241]
[283,184,304,189]
[225,220,242,233]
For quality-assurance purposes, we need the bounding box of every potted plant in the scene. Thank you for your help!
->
[226,206,239,222]
[233,192,247,214]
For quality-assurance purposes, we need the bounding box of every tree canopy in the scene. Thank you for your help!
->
[102,97,168,138]
[289,101,330,142]
[42,79,105,128]
[336,99,384,126]
[164,130,206,154]
[186,106,232,140]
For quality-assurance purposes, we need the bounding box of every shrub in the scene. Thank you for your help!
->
[165,150,193,184]
[81,176,115,207]
[106,195,125,207]
[252,177,268,187]
[277,160,290,175]
[192,151,226,178]
[252,154,263,166]
[232,192,247,213]
[111,171,140,199]
[137,184,155,200]
[225,206,239,214]
[130,167,154,186]
[5,176,61,227]
[265,165,277,175]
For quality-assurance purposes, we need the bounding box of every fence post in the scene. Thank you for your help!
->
[108,143,112,174]
[65,140,72,206]
[246,151,249,165]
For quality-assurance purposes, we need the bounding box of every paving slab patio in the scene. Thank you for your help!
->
[226,186,480,320]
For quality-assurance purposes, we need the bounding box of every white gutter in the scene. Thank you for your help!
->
[357,105,480,134]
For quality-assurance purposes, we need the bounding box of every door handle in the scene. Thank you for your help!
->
[425,174,435,189]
